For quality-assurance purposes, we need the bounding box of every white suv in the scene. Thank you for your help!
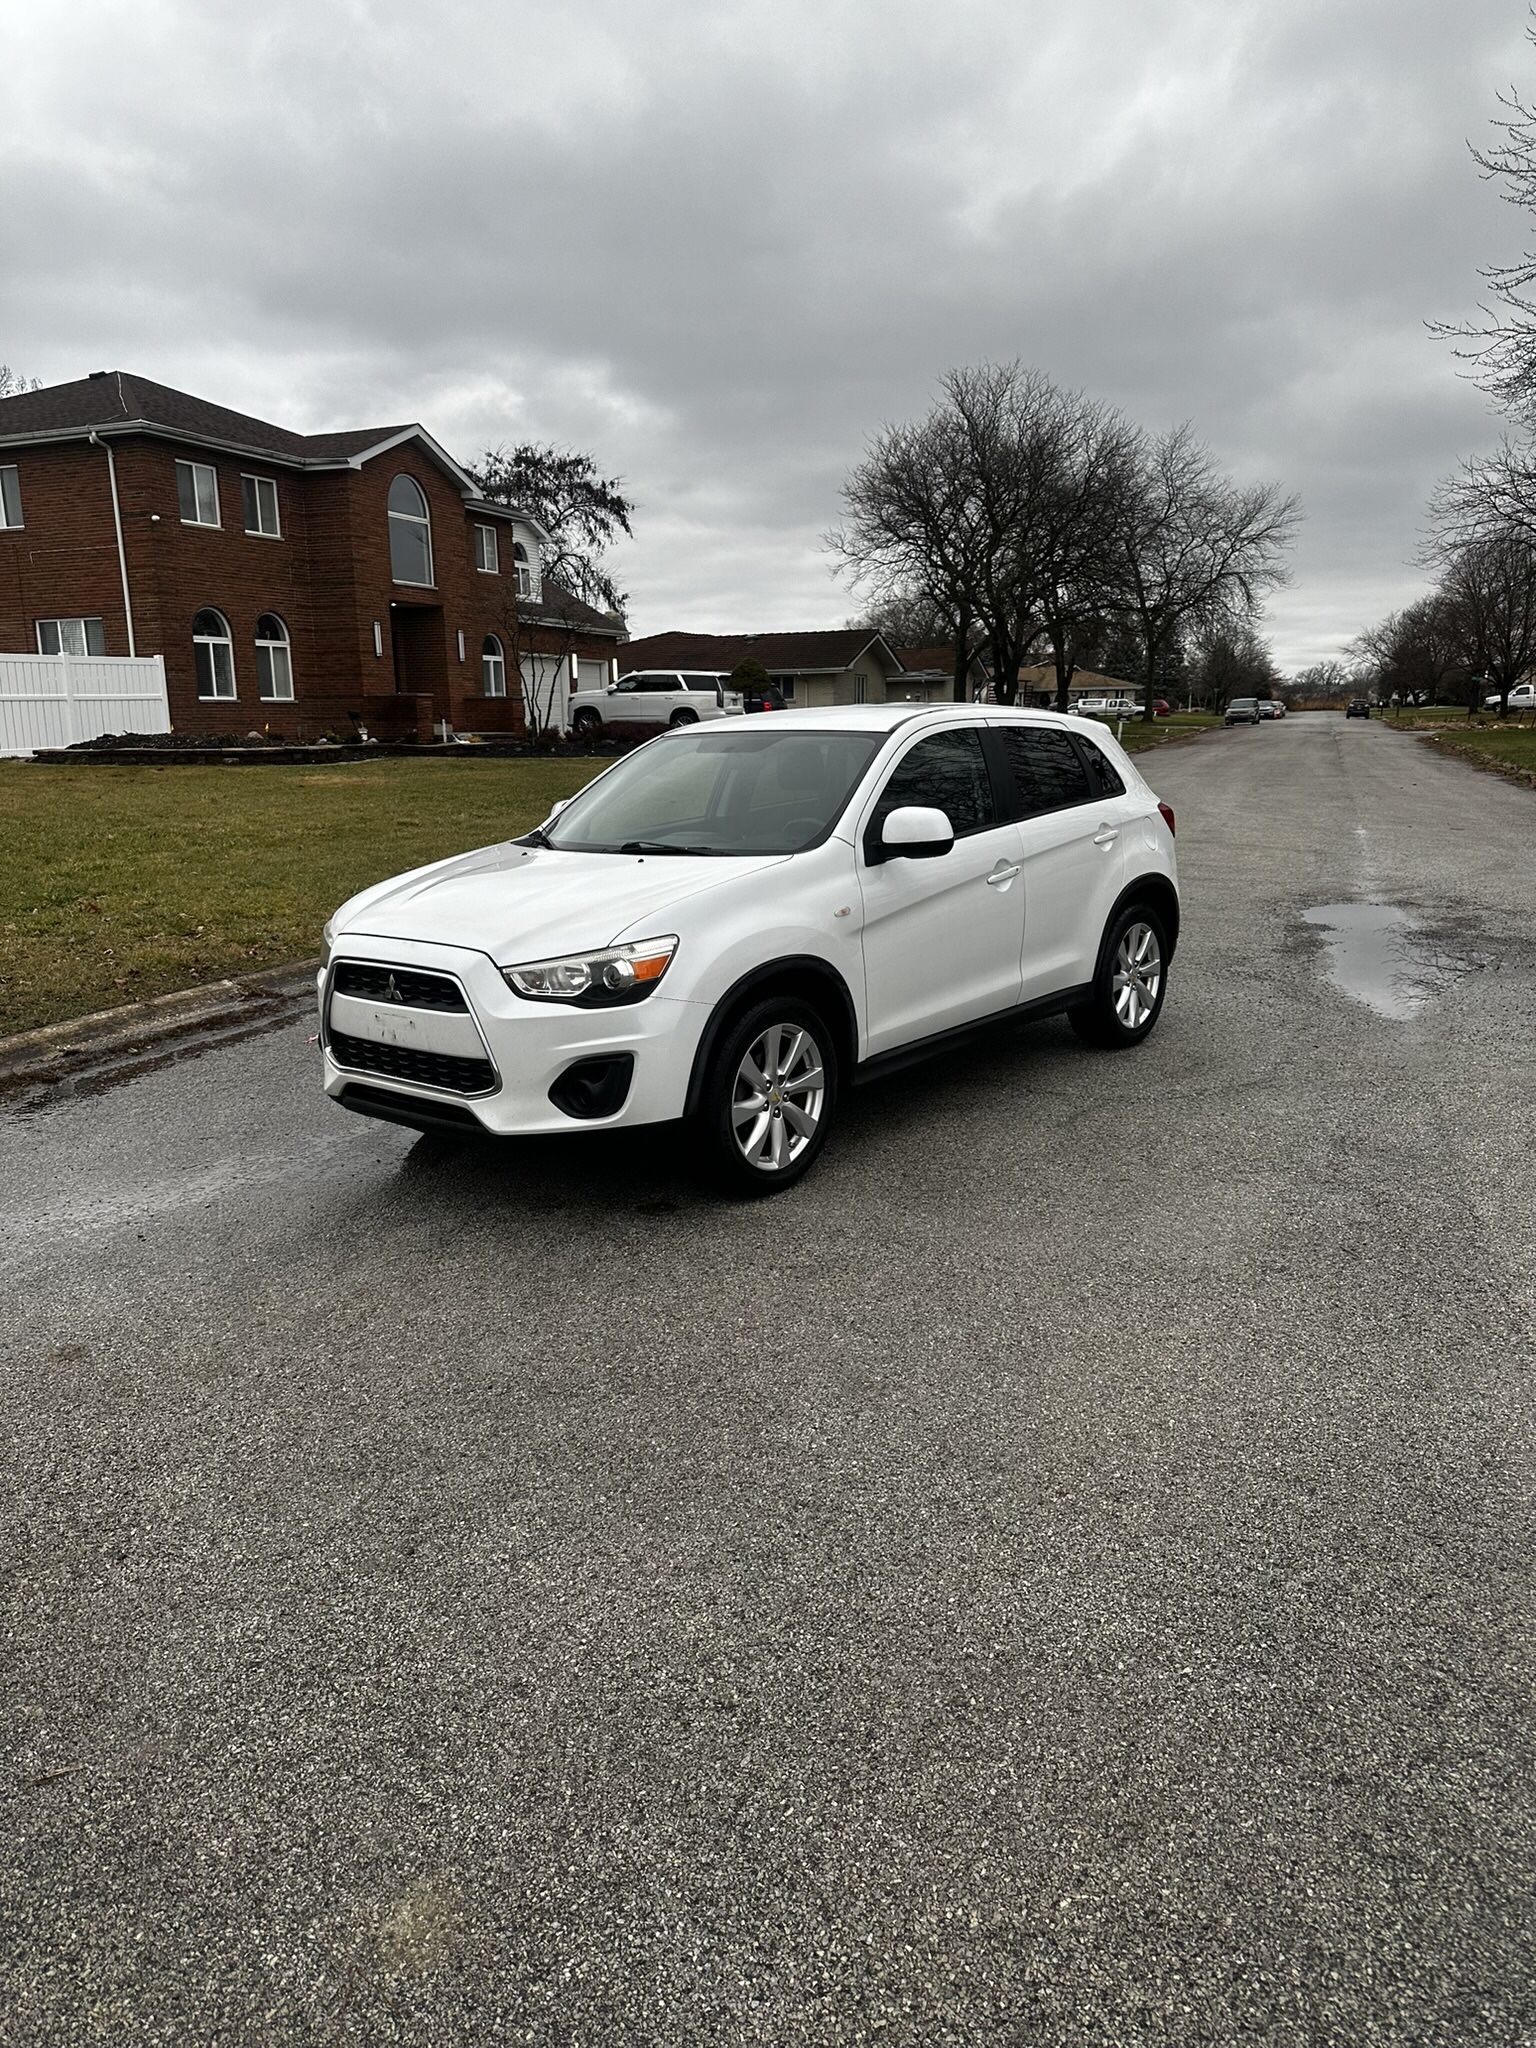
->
[571,670,743,738]
[319,706,1179,1193]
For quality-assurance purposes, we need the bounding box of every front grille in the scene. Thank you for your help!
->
[332,962,468,1012]
[328,1028,496,1096]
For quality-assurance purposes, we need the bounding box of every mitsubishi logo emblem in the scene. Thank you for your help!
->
[384,973,404,1004]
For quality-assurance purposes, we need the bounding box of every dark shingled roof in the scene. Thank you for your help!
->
[523,581,626,638]
[0,370,411,463]
[619,628,894,676]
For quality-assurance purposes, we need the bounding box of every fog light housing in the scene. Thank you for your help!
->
[548,1052,635,1120]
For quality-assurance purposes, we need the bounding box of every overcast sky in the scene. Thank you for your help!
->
[4,0,1534,669]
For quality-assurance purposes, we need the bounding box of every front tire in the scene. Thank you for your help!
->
[694,998,837,1196]
[572,707,601,741]
[1069,903,1169,1049]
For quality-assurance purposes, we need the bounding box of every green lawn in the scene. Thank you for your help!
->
[1418,723,1536,786]
[0,757,595,1036]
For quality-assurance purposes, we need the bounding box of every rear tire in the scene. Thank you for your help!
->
[669,707,699,728]
[1069,903,1170,1050]
[572,707,601,741]
[693,997,837,1196]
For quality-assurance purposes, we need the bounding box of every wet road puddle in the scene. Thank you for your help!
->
[1302,902,1477,1020]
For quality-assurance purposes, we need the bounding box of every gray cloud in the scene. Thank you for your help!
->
[2,0,1531,666]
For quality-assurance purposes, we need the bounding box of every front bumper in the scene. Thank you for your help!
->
[318,935,704,1136]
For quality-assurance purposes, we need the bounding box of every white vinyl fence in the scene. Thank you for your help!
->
[0,653,171,756]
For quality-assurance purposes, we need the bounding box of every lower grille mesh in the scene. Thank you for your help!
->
[327,1029,496,1096]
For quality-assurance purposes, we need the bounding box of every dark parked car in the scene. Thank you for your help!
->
[1345,699,1371,719]
[1224,697,1261,726]
[738,680,789,713]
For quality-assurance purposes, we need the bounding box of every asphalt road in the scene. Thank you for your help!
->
[3,715,1533,2047]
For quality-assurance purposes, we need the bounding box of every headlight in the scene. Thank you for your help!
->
[321,917,337,968]
[502,935,678,1006]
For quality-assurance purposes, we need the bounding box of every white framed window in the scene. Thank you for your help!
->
[37,617,106,657]
[255,613,293,701]
[387,474,433,586]
[193,608,236,698]
[241,474,280,538]
[474,523,499,573]
[176,459,220,527]
[773,673,796,702]
[482,634,506,697]
[0,466,22,529]
[513,540,536,602]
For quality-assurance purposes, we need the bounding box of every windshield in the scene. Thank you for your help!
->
[546,728,883,855]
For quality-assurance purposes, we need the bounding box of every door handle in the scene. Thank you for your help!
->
[986,862,1022,886]
[1093,824,1119,848]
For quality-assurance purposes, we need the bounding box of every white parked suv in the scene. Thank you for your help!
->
[570,670,743,738]
[319,706,1179,1194]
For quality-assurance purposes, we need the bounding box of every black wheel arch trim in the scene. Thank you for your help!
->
[684,955,859,1120]
[1095,875,1181,979]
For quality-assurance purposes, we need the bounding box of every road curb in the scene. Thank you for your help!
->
[0,960,321,1088]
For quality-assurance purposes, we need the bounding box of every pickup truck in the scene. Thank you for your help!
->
[1075,695,1141,718]
[569,670,745,738]
[1484,682,1536,711]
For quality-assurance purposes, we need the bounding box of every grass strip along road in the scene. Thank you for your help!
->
[0,757,594,1036]
[0,722,1222,1038]
[1383,706,1536,787]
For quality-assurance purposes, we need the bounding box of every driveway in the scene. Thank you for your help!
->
[3,715,1533,2046]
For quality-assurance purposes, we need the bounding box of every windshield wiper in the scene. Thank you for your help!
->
[617,839,719,856]
[519,825,551,848]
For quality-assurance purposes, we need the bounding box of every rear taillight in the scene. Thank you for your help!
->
[1158,800,1176,836]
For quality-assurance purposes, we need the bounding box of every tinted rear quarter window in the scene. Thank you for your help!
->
[1074,737,1126,799]
[997,727,1092,815]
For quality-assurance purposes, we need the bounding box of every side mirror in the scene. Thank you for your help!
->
[547,798,570,820]
[879,804,954,861]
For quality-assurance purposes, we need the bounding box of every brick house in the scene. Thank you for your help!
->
[0,371,625,740]
[615,628,904,707]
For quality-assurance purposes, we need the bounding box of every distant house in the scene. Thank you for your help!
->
[889,644,990,703]
[615,629,904,707]
[1012,664,1139,708]
[0,369,623,739]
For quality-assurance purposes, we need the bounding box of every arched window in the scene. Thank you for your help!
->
[482,634,506,697]
[513,539,536,602]
[388,474,433,587]
[192,608,236,699]
[255,613,294,701]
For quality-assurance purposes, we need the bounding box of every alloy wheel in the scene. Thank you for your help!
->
[1112,921,1162,1028]
[731,1022,826,1172]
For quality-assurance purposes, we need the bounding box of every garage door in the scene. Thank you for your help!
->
[576,658,610,696]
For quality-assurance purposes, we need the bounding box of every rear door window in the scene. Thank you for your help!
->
[995,727,1093,816]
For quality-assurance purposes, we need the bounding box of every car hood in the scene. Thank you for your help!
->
[335,841,788,961]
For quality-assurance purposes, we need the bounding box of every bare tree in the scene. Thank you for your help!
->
[1188,618,1281,706]
[829,395,997,703]
[1106,424,1299,721]
[471,445,634,616]
[0,364,41,398]
[1348,596,1463,705]
[1432,13,1536,425]
[1290,659,1352,703]
[1436,532,1536,715]
[1023,394,1141,713]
